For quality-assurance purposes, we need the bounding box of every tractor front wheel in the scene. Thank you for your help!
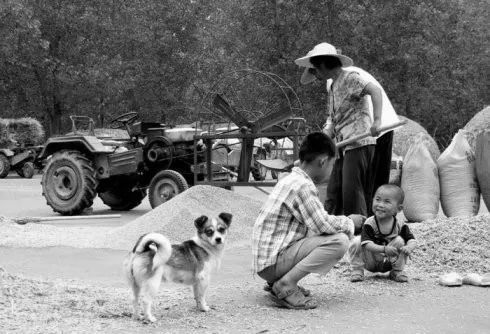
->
[21,161,35,178]
[149,170,188,209]
[42,151,97,215]
[0,153,10,178]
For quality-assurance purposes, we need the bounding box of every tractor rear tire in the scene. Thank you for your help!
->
[99,182,147,211]
[0,153,10,178]
[149,170,188,209]
[42,151,97,215]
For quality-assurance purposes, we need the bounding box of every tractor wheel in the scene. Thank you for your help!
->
[251,148,267,181]
[149,170,188,209]
[0,153,10,178]
[42,151,97,215]
[21,161,35,179]
[99,182,147,211]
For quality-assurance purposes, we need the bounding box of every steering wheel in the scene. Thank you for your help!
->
[108,112,140,129]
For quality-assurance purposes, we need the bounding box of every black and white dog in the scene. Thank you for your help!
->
[123,213,232,322]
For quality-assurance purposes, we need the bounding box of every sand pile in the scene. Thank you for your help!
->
[410,214,490,274]
[463,106,490,151]
[393,116,440,161]
[0,186,263,250]
[101,185,263,250]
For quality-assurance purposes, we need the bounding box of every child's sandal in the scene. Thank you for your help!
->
[350,273,364,282]
[390,271,408,282]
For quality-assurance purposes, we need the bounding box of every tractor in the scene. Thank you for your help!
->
[0,144,43,179]
[38,113,205,215]
[0,117,44,179]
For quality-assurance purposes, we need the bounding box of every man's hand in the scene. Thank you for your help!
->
[343,220,355,240]
[384,245,399,257]
[370,119,381,137]
[348,214,366,235]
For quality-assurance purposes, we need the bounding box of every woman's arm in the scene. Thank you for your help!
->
[363,82,383,136]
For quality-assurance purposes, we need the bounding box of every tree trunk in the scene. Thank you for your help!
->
[33,66,62,136]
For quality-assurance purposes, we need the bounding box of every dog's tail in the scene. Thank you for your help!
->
[132,232,172,271]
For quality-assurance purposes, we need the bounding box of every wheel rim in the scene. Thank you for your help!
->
[0,161,4,174]
[23,163,33,176]
[53,166,79,200]
[154,179,179,204]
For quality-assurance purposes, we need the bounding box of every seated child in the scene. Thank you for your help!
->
[349,184,416,282]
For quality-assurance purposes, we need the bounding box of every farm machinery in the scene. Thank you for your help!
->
[39,114,207,215]
[193,69,307,188]
[39,70,307,215]
[0,118,44,179]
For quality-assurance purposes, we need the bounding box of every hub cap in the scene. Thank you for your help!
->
[155,179,178,203]
[53,166,79,200]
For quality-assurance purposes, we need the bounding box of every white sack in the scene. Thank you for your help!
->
[401,137,440,222]
[438,130,480,217]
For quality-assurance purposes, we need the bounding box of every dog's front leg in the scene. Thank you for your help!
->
[193,275,210,312]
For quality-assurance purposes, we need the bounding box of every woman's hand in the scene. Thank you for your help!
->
[370,119,381,137]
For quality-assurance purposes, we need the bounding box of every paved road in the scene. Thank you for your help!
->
[0,173,271,227]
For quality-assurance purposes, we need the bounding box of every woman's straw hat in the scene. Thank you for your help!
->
[296,43,353,85]
[294,42,353,68]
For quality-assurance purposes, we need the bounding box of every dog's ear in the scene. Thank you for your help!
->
[219,212,232,227]
[194,215,208,230]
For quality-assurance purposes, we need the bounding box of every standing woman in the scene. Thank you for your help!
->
[324,66,401,217]
[295,43,383,225]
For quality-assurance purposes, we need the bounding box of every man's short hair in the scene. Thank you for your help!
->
[299,132,336,163]
[310,55,342,70]
[376,184,405,204]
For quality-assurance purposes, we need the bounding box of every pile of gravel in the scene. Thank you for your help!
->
[410,214,490,274]
[463,106,490,151]
[101,185,263,250]
[393,116,440,161]
[0,186,263,250]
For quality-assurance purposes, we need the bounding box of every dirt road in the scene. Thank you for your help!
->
[0,173,269,227]
[1,173,489,333]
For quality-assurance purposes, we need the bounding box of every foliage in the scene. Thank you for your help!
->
[0,0,488,149]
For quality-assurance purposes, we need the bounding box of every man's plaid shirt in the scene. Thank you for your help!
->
[252,167,354,273]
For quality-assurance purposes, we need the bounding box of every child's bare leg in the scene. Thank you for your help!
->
[388,236,408,282]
